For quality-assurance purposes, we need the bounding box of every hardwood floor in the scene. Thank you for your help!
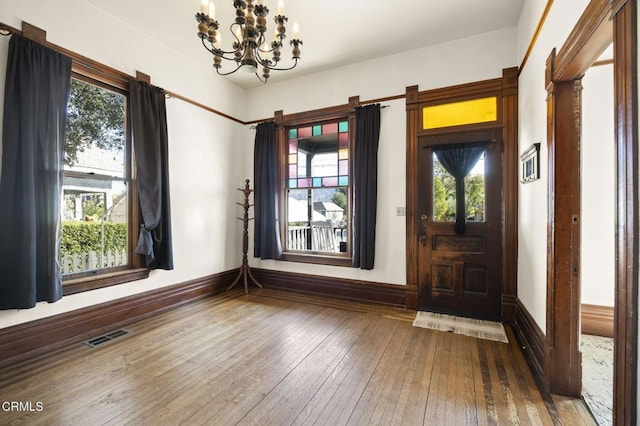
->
[0,289,594,425]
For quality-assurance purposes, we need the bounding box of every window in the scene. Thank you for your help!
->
[433,152,485,222]
[61,73,147,293]
[284,120,351,261]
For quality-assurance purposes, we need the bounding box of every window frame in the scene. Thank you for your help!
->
[62,69,148,295]
[275,102,357,267]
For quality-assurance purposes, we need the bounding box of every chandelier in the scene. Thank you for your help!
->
[196,0,302,83]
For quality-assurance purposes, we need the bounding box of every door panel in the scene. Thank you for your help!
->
[418,129,503,319]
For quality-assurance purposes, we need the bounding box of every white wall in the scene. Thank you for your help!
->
[0,0,247,329]
[244,28,518,285]
[581,63,615,307]
[517,0,590,331]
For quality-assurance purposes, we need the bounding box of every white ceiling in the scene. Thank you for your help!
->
[84,0,525,89]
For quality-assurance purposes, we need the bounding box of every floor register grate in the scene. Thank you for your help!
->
[84,329,132,348]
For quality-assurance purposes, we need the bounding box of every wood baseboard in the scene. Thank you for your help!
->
[251,268,407,308]
[512,298,547,389]
[0,269,239,368]
[502,294,518,323]
[581,303,614,338]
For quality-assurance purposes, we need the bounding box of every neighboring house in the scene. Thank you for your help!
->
[62,146,125,222]
[312,201,344,223]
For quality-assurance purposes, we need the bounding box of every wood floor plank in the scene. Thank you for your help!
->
[291,315,401,425]
[0,289,595,426]
[236,311,371,425]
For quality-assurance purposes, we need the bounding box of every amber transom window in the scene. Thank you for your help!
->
[286,120,350,255]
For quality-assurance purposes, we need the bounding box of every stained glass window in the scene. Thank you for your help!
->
[285,120,349,254]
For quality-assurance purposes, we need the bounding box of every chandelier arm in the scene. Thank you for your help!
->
[230,22,243,44]
[254,72,267,84]
[214,63,245,76]
[261,58,299,72]
[199,37,239,58]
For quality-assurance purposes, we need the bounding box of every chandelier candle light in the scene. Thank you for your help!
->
[196,0,302,83]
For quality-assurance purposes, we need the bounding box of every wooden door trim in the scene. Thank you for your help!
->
[405,69,519,321]
[545,0,637,423]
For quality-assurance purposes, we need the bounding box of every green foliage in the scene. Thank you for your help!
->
[81,199,105,221]
[60,222,126,257]
[65,79,125,166]
[331,191,347,210]
[433,162,456,221]
[465,175,485,220]
[432,162,485,221]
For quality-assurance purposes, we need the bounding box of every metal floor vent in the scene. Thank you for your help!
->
[84,329,132,348]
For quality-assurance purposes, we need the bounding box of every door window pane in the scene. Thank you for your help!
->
[465,153,485,222]
[432,152,485,222]
[433,154,456,221]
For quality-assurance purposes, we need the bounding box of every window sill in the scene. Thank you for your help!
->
[63,268,149,296]
[280,252,353,267]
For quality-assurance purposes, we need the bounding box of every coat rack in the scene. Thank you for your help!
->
[227,179,263,294]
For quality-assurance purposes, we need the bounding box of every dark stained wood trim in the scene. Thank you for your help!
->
[512,298,547,388]
[273,97,359,265]
[502,295,518,326]
[519,0,554,76]
[552,0,613,82]
[612,1,637,423]
[21,21,46,44]
[545,75,583,397]
[416,78,503,107]
[165,90,245,125]
[544,1,637,423]
[405,72,517,317]
[245,94,407,126]
[592,58,614,67]
[63,268,150,296]
[405,85,420,310]
[135,70,151,84]
[502,67,519,323]
[581,304,614,338]
[0,269,239,369]
[251,268,407,308]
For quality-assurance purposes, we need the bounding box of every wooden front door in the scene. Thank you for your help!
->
[417,129,503,319]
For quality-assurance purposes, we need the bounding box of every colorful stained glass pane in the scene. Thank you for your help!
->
[339,160,348,175]
[313,125,322,136]
[338,176,349,186]
[289,164,297,178]
[322,123,338,134]
[289,129,297,139]
[313,177,322,187]
[338,148,349,160]
[289,140,297,153]
[339,132,348,147]
[339,121,348,132]
[298,127,312,138]
[289,154,297,164]
[323,177,338,187]
[289,179,297,188]
[298,178,312,188]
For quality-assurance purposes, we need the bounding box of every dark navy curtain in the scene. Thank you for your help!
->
[352,104,381,269]
[433,144,486,235]
[253,121,282,259]
[129,78,173,270]
[0,35,71,309]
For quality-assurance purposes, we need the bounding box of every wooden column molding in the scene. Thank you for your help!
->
[405,85,420,309]
[501,67,519,323]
